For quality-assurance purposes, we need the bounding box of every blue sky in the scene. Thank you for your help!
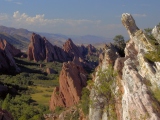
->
[0,0,160,39]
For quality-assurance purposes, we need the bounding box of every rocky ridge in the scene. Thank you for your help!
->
[89,13,160,120]
[28,33,99,63]
[0,39,20,73]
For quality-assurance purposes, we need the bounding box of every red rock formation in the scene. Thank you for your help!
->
[0,108,13,120]
[63,39,83,60]
[86,44,96,55]
[27,33,67,62]
[27,33,46,61]
[0,39,21,57]
[50,61,87,111]
[0,39,20,73]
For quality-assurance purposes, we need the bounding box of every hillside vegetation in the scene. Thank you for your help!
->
[0,57,62,119]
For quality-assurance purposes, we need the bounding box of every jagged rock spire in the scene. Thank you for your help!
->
[121,13,139,39]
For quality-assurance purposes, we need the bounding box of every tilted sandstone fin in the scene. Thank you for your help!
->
[49,61,87,111]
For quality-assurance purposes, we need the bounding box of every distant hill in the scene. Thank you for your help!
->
[0,25,112,50]
[0,33,29,51]
[0,26,32,39]
[39,33,112,47]
[69,35,112,44]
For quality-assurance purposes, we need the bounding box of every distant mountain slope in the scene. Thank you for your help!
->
[0,25,32,39]
[0,25,111,49]
[69,35,112,44]
[0,33,29,50]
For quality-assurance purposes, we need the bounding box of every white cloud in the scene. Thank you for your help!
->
[132,14,147,17]
[12,11,101,26]
[0,11,126,38]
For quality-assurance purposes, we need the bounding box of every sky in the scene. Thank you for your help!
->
[0,0,160,39]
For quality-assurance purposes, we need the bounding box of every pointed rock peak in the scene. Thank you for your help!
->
[64,38,74,46]
[31,32,39,38]
[63,38,75,49]
[67,38,73,42]
[121,13,139,38]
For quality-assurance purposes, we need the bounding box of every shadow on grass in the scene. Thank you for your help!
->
[17,64,44,74]
[15,58,39,66]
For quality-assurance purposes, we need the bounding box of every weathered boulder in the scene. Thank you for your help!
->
[0,39,20,73]
[49,61,87,111]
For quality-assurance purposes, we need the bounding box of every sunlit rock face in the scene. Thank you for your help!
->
[89,44,119,120]
[121,13,139,39]
[27,33,68,62]
[152,25,160,44]
[89,13,160,120]
[121,13,160,120]
[49,61,87,111]
[63,38,83,60]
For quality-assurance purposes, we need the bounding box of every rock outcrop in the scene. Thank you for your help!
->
[27,33,67,62]
[49,61,87,111]
[89,44,119,120]
[89,13,160,120]
[0,108,13,120]
[0,39,21,57]
[152,25,160,44]
[86,44,96,55]
[27,34,89,63]
[63,38,83,60]
[0,39,20,73]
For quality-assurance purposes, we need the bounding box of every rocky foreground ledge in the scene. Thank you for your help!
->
[89,13,160,120]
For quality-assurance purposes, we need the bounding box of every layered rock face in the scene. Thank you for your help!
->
[89,13,160,120]
[89,44,119,120]
[63,38,83,60]
[28,33,67,62]
[50,61,87,111]
[0,109,13,120]
[0,39,20,73]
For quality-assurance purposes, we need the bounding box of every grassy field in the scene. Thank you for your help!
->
[29,86,54,106]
